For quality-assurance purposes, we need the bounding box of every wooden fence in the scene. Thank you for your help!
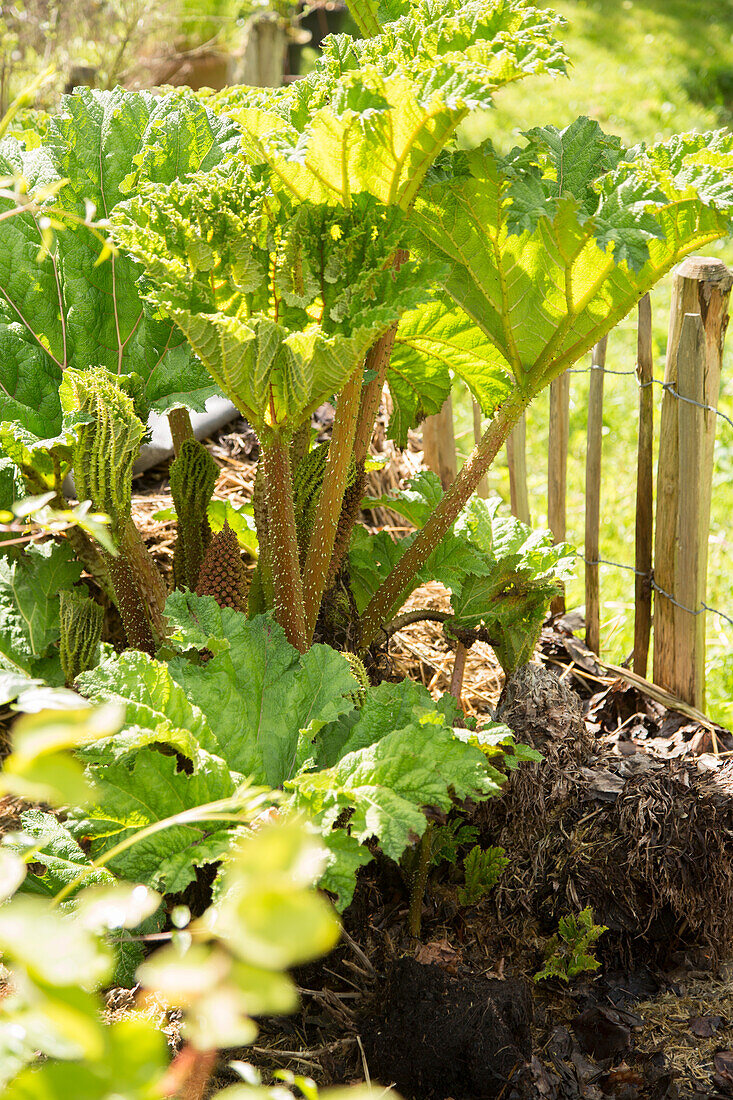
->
[421,255,733,711]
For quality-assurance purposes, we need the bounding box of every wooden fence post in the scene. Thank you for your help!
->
[239,13,287,86]
[653,257,732,704]
[422,395,457,491]
[584,337,607,654]
[506,415,530,524]
[548,370,570,614]
[633,294,654,678]
[674,313,706,707]
[472,399,489,499]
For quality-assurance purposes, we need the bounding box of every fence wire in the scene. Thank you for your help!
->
[567,364,733,433]
[567,358,733,634]
[577,553,733,630]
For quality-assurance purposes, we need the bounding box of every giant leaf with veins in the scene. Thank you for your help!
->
[412,120,733,392]
[232,0,567,210]
[113,175,436,439]
[68,748,239,894]
[163,593,360,785]
[0,87,239,441]
[388,296,512,445]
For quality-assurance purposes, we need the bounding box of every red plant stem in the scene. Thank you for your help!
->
[353,322,400,466]
[120,518,168,647]
[105,550,155,655]
[302,365,363,641]
[359,388,528,648]
[262,432,307,652]
[449,640,468,703]
[159,1044,217,1100]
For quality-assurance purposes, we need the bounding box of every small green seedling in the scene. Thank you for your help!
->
[534,907,607,983]
[457,844,509,906]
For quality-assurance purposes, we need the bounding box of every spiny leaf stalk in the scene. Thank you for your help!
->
[262,433,307,652]
[301,366,362,641]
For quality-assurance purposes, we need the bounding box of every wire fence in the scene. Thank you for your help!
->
[576,552,733,630]
[569,363,733,433]
[559,338,730,686]
[565,352,733,641]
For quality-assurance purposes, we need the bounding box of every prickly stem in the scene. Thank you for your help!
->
[262,433,307,652]
[120,519,168,648]
[302,366,362,641]
[168,406,194,457]
[359,390,528,649]
[105,550,155,655]
[353,322,399,466]
[251,456,274,612]
[328,463,365,589]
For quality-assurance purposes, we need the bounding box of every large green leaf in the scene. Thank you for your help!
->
[77,650,220,765]
[0,88,240,437]
[412,120,733,390]
[8,810,114,900]
[388,296,513,445]
[312,676,450,768]
[113,178,434,438]
[288,695,505,909]
[69,748,238,894]
[0,542,81,678]
[164,593,359,785]
[234,0,567,210]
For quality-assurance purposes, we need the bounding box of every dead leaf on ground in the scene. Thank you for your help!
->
[688,1014,724,1037]
[414,937,460,973]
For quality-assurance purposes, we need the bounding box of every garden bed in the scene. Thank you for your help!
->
[112,419,733,1099]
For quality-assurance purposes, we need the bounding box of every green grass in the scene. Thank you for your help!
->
[451,0,733,723]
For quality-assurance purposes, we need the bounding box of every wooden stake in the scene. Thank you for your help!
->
[422,394,457,491]
[633,294,654,678]
[674,313,705,708]
[548,370,570,614]
[506,415,530,524]
[472,400,489,498]
[653,257,732,699]
[584,337,607,654]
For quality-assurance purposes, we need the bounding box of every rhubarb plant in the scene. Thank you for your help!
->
[102,0,733,661]
[1,0,729,667]
[0,0,731,959]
